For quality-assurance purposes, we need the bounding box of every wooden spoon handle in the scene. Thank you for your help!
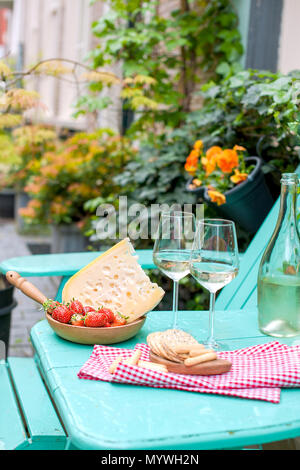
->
[6,271,48,305]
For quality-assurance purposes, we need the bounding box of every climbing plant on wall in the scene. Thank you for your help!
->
[82,0,243,136]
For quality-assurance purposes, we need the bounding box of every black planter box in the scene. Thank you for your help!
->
[0,189,15,219]
[0,275,17,357]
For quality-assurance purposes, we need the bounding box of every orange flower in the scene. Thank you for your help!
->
[206,146,222,160]
[193,140,203,151]
[50,201,69,216]
[217,149,239,173]
[185,150,199,175]
[233,145,246,152]
[40,165,60,178]
[192,178,202,187]
[188,149,199,160]
[18,206,36,218]
[201,156,217,176]
[24,182,42,194]
[207,189,226,206]
[230,169,248,184]
[68,183,98,198]
[28,199,41,209]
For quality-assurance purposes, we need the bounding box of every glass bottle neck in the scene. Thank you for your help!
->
[278,180,298,234]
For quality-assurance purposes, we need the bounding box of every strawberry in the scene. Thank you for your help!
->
[69,299,84,315]
[98,307,114,323]
[83,306,96,315]
[84,311,107,327]
[103,322,112,328]
[70,314,85,326]
[52,304,72,324]
[111,313,127,327]
[43,299,60,315]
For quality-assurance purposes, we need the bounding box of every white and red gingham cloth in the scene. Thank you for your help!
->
[78,341,300,404]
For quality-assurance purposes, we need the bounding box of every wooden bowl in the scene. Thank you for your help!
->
[46,313,146,345]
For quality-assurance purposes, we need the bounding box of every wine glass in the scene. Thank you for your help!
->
[189,219,239,350]
[153,211,196,329]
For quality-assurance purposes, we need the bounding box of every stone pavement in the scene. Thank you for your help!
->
[0,218,59,357]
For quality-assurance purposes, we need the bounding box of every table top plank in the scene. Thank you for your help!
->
[30,309,300,450]
[0,250,156,277]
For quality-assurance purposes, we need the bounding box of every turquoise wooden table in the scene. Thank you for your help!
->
[30,308,300,450]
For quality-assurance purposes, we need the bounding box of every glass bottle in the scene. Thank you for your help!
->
[257,173,300,337]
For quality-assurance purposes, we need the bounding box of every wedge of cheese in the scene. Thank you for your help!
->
[62,238,165,323]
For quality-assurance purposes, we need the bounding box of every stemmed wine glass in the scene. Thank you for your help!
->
[189,219,239,350]
[153,211,196,329]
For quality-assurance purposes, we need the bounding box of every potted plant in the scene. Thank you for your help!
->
[19,130,136,253]
[185,140,273,233]
[185,69,300,193]
[6,125,58,232]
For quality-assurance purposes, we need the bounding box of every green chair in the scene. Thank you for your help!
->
[215,197,280,311]
[0,251,155,450]
[0,357,66,449]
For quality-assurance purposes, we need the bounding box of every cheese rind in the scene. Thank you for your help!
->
[62,239,165,323]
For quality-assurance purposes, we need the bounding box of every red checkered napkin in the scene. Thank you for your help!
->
[78,341,300,404]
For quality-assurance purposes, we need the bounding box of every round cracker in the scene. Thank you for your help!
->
[161,329,199,363]
[147,329,200,363]
[147,332,165,358]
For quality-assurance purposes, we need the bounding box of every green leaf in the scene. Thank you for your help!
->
[216,62,231,78]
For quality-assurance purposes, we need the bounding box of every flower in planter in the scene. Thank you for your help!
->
[207,188,226,206]
[230,169,248,185]
[185,141,252,204]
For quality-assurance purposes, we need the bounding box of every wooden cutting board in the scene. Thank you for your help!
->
[149,351,232,376]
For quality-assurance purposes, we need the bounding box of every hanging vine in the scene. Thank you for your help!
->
[81,0,244,135]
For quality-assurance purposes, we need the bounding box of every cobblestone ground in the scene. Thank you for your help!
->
[0,218,59,357]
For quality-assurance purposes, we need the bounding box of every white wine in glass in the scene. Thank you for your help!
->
[190,219,239,350]
[153,211,196,329]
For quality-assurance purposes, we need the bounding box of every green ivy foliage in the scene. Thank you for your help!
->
[115,69,300,211]
[82,0,243,133]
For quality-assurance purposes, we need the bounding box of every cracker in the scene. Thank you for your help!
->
[147,332,161,356]
[151,333,166,358]
[162,329,199,362]
[147,329,200,363]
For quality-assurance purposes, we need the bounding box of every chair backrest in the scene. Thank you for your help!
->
[215,168,300,311]
[215,197,279,311]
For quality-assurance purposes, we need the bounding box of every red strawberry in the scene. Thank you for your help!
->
[52,304,72,324]
[111,313,127,327]
[43,299,60,315]
[98,307,114,323]
[103,322,112,328]
[84,311,107,327]
[69,299,84,315]
[83,306,96,315]
[70,314,85,326]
